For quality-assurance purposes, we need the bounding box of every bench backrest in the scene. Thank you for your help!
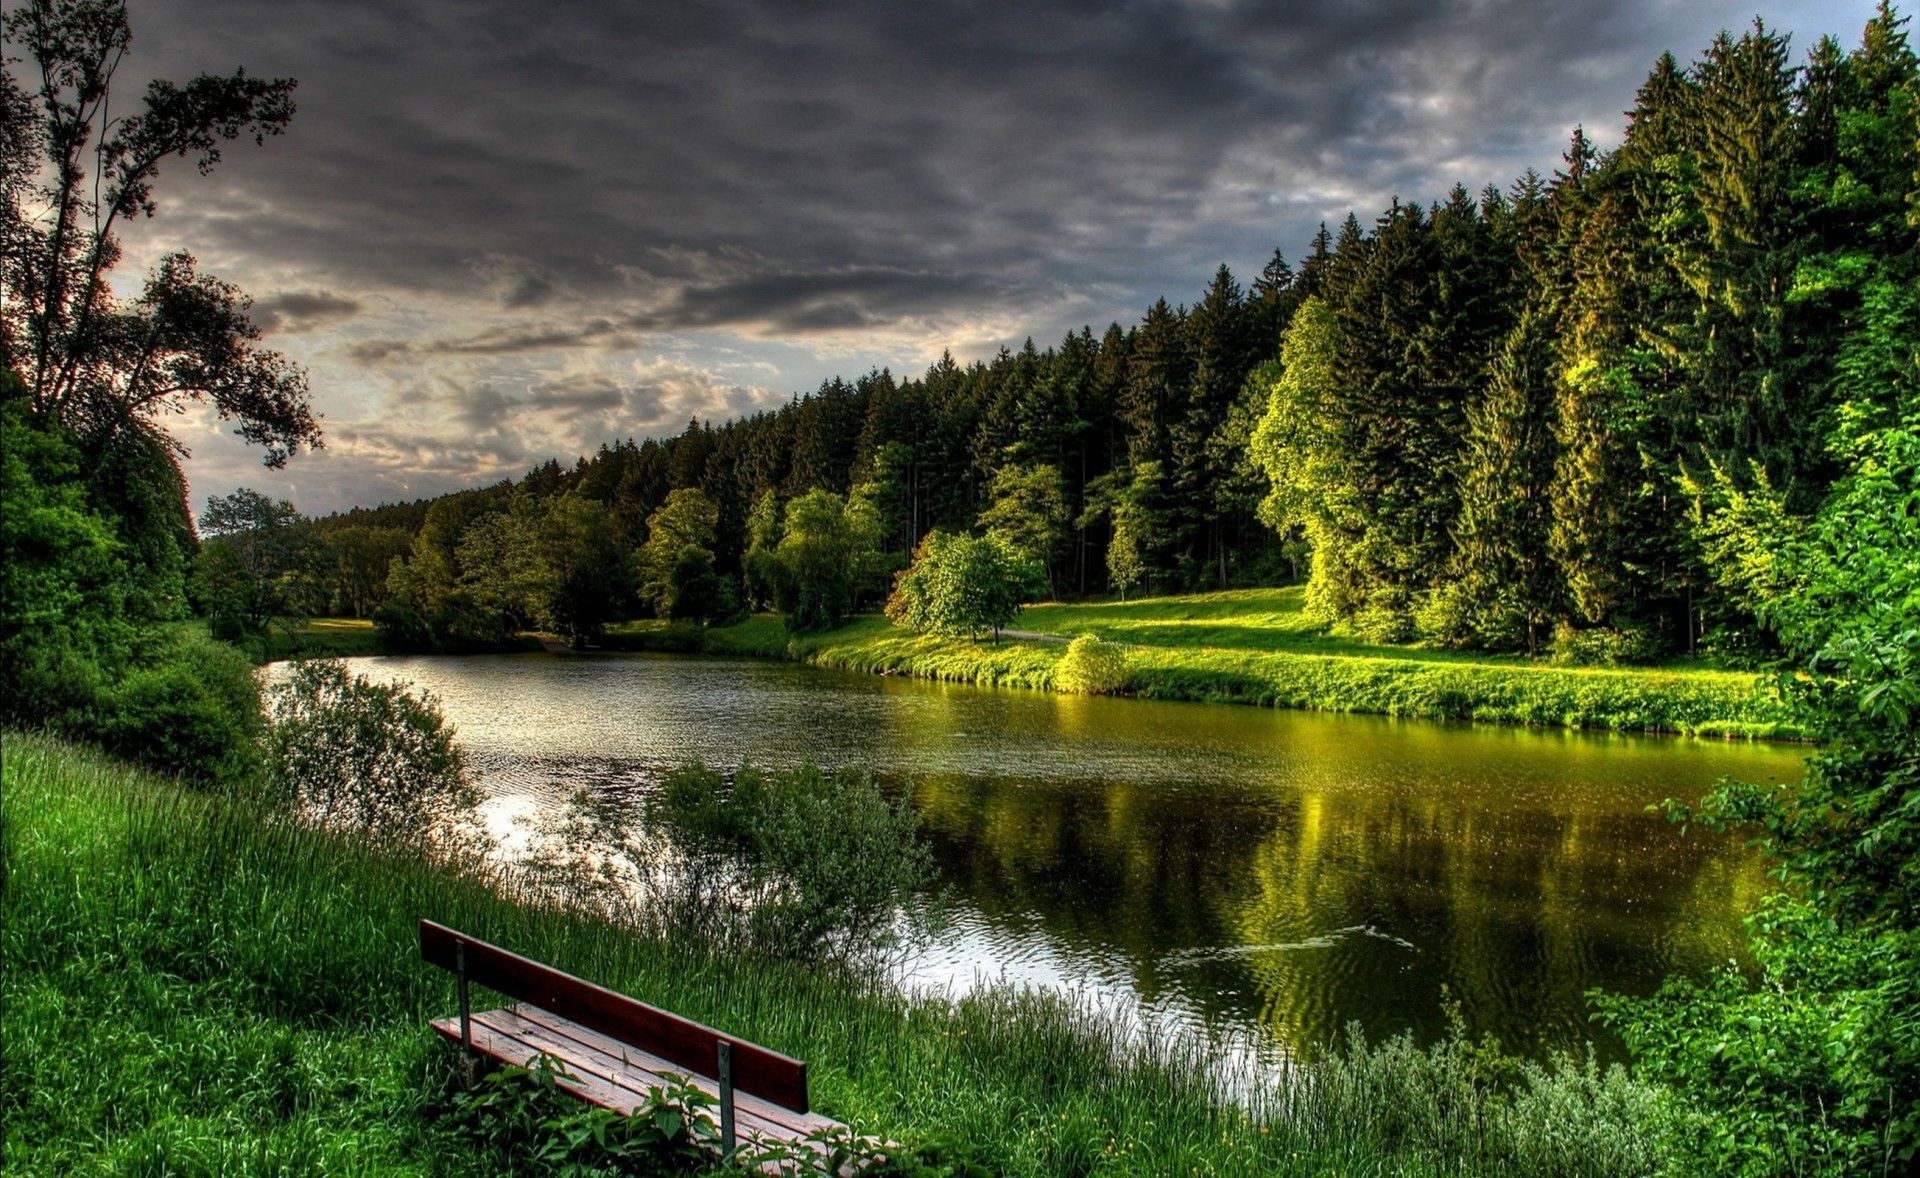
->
[419,920,809,1112]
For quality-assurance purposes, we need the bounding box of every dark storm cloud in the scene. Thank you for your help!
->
[122,0,1874,342]
[251,290,362,334]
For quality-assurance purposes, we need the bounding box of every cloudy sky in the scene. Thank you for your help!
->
[104,0,1881,516]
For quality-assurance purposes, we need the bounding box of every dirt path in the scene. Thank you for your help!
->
[998,628,1069,644]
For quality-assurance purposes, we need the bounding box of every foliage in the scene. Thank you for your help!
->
[1549,623,1669,668]
[639,488,719,616]
[1598,901,1918,1176]
[378,489,634,647]
[665,544,732,623]
[0,381,132,725]
[93,626,262,788]
[192,487,324,644]
[523,493,636,644]
[639,762,933,964]
[886,530,1037,640]
[1598,79,1920,1169]
[0,0,318,466]
[977,462,1069,590]
[742,488,783,610]
[1053,632,1130,695]
[769,488,881,631]
[441,1056,723,1174]
[265,658,484,856]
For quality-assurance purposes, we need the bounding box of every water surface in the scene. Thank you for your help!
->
[337,651,1803,1060]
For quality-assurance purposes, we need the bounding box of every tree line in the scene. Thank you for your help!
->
[241,9,1917,661]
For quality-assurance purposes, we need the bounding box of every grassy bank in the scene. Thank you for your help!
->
[3,734,1673,1175]
[612,588,1792,738]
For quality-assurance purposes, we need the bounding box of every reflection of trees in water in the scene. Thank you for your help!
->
[911,773,1765,1058]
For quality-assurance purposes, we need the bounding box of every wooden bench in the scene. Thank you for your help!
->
[420,919,846,1158]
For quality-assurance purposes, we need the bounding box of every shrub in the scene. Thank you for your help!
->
[1,387,136,727]
[1597,900,1919,1175]
[639,762,932,964]
[265,658,484,856]
[1351,599,1418,645]
[442,1056,724,1173]
[886,531,1035,639]
[94,629,263,788]
[1053,633,1130,695]
[1550,622,1666,667]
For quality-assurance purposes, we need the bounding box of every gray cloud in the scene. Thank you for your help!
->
[251,290,362,334]
[79,0,1881,513]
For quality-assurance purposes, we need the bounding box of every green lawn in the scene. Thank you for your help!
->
[611,588,1790,738]
[286,616,389,657]
[1016,588,1726,670]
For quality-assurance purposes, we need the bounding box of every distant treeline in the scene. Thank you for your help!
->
[280,12,1916,659]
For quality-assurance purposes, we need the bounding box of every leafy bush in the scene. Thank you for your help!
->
[1053,633,1130,695]
[265,658,484,855]
[442,1056,723,1173]
[1,386,135,727]
[94,628,263,788]
[1550,622,1666,667]
[636,763,932,964]
[1597,900,1917,1175]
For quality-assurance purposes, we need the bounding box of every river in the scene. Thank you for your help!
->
[334,651,1804,1061]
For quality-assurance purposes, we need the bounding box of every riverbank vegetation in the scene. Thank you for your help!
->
[5,733,1684,1176]
[614,589,1791,737]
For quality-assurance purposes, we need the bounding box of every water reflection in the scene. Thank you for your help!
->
[330,652,1799,1059]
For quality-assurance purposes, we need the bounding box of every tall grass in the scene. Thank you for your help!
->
[4,734,1678,1174]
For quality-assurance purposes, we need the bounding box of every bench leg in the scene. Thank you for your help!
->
[457,940,475,1086]
[716,1040,735,1156]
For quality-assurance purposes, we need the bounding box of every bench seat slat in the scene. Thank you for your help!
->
[467,1009,822,1146]
[507,1005,843,1137]
[420,919,808,1112]
[431,1012,828,1150]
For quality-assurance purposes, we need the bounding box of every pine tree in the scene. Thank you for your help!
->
[1173,264,1255,583]
[1438,302,1561,651]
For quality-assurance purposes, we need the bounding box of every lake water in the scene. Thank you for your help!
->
[334,651,1803,1061]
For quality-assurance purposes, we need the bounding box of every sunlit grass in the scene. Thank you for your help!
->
[612,587,1791,737]
[4,734,1676,1175]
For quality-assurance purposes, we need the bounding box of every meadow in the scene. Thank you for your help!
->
[609,588,1791,738]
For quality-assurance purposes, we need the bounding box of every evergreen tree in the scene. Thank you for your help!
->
[1434,303,1561,652]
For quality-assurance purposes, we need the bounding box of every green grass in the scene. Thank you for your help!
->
[612,588,1794,738]
[284,616,390,658]
[3,734,1676,1175]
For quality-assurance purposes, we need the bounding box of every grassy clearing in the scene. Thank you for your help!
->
[612,588,1792,738]
[284,616,390,658]
[3,734,1674,1175]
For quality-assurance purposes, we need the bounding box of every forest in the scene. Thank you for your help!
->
[219,11,1919,667]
